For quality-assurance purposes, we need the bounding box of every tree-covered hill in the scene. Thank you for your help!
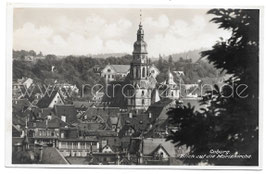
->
[13,50,223,96]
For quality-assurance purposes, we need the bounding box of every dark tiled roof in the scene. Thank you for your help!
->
[82,130,118,137]
[142,138,176,157]
[72,101,93,109]
[28,116,69,129]
[120,112,153,133]
[41,147,69,164]
[54,104,78,124]
[146,98,175,120]
[80,107,120,129]
[12,99,31,113]
[12,115,26,126]
[101,81,128,109]
[36,90,61,108]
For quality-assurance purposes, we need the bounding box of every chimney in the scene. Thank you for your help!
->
[148,112,152,119]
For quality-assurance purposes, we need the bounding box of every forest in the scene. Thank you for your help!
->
[13,49,223,92]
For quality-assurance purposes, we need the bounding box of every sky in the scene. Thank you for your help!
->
[13,8,232,57]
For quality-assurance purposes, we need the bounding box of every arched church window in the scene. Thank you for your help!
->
[142,67,145,77]
[141,90,144,96]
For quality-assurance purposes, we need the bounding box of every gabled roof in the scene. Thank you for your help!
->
[101,81,128,109]
[150,144,171,157]
[110,65,130,73]
[146,98,175,121]
[41,147,69,164]
[102,144,114,153]
[142,138,176,157]
[36,90,63,108]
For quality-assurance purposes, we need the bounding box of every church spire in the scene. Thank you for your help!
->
[133,10,147,54]
[140,9,142,25]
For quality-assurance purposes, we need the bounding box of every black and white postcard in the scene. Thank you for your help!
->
[5,4,262,169]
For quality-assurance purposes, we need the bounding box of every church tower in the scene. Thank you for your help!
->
[127,12,156,111]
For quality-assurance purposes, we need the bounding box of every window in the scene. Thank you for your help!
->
[141,90,144,96]
[107,69,111,72]
[142,67,145,77]
[171,91,174,96]
[142,99,145,105]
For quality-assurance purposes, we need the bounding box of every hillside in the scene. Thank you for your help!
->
[13,49,223,98]
[170,48,208,63]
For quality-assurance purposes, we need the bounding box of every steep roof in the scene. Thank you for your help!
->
[110,65,130,73]
[41,147,69,164]
[146,98,175,121]
[142,138,176,157]
[36,90,62,108]
[101,81,128,109]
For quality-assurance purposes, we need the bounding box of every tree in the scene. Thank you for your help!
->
[168,55,173,64]
[167,9,259,165]
[37,51,43,57]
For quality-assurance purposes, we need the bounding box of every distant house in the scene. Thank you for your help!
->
[128,138,185,165]
[102,144,114,153]
[13,77,33,99]
[79,107,120,131]
[24,55,34,61]
[58,128,99,157]
[101,64,130,82]
[28,116,69,147]
[36,90,64,108]
[183,84,200,98]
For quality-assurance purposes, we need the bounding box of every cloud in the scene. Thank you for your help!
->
[13,12,231,57]
[146,15,231,57]
[143,14,170,30]
[13,15,133,55]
